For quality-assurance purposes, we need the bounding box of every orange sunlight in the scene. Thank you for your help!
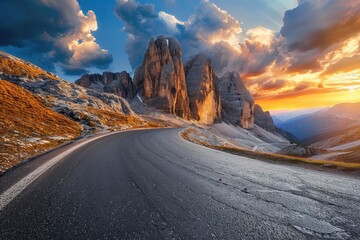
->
[256,87,360,111]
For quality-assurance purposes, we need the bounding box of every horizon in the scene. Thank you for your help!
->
[1,0,360,111]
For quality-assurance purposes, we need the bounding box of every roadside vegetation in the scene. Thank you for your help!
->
[0,80,82,174]
[0,52,58,80]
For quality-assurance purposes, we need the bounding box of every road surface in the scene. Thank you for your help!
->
[1,128,360,239]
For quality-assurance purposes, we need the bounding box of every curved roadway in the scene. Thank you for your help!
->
[1,128,360,239]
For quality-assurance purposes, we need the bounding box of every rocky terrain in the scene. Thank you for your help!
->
[254,104,276,132]
[218,71,254,129]
[0,51,155,133]
[184,53,221,124]
[76,71,136,100]
[0,80,82,173]
[309,125,360,163]
[134,36,190,118]
[0,51,162,173]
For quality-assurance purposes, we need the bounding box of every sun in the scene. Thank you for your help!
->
[348,86,356,92]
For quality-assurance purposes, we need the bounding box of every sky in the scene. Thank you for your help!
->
[1,0,360,112]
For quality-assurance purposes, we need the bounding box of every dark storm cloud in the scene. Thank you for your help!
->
[279,0,360,74]
[115,0,172,68]
[0,0,112,75]
[281,0,360,52]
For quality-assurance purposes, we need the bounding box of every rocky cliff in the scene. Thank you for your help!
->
[254,104,276,132]
[76,71,136,100]
[134,36,190,118]
[184,53,221,124]
[218,71,254,129]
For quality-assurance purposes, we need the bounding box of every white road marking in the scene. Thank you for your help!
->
[0,131,119,210]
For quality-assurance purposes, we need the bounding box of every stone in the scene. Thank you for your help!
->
[218,71,254,129]
[76,71,136,100]
[134,36,190,118]
[185,53,221,124]
[254,104,276,132]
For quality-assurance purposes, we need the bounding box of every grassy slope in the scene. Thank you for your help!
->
[0,80,82,173]
[0,53,58,80]
[181,127,360,172]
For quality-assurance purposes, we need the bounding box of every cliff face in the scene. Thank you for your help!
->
[76,71,136,100]
[218,71,254,129]
[134,36,190,118]
[254,104,276,132]
[184,53,221,124]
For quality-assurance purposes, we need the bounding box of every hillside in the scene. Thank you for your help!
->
[0,80,82,173]
[0,51,165,174]
[309,125,360,163]
[277,103,360,142]
[0,51,158,132]
[0,51,58,80]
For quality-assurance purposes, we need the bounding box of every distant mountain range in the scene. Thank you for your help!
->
[276,103,360,143]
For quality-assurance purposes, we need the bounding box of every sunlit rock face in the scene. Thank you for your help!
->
[76,71,136,101]
[134,36,190,118]
[185,53,221,124]
[254,104,276,132]
[218,71,254,129]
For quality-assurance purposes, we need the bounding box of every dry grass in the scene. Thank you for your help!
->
[181,128,360,171]
[86,107,165,131]
[0,55,58,80]
[0,80,82,174]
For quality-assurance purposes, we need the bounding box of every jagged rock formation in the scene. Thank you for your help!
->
[218,71,254,129]
[254,104,276,132]
[134,36,190,118]
[76,71,136,100]
[184,53,221,124]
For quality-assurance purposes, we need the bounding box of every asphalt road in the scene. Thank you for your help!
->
[1,128,360,240]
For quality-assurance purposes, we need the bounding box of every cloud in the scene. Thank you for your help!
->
[281,1,360,53]
[293,81,313,92]
[258,79,287,91]
[0,0,112,75]
[115,0,172,68]
[182,2,242,48]
[207,26,281,80]
[322,54,360,76]
[115,0,242,68]
[279,0,360,74]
